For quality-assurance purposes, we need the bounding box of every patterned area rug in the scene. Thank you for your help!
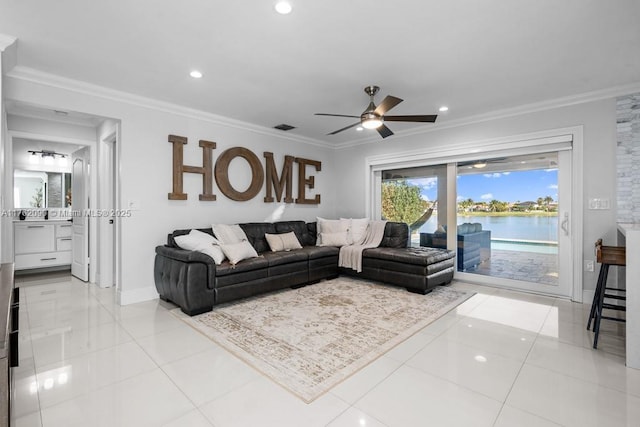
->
[174,277,473,402]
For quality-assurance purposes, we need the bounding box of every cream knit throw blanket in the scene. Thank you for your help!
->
[339,220,388,272]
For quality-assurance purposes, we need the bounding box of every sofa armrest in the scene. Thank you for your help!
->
[155,245,215,265]
[154,245,217,315]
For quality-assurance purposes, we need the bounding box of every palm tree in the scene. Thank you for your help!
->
[544,196,554,212]
[489,199,501,212]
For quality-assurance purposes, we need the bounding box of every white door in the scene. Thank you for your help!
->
[71,147,90,281]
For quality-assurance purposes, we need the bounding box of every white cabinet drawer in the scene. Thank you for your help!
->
[14,251,72,270]
[14,224,55,254]
[57,237,72,251]
[55,223,73,238]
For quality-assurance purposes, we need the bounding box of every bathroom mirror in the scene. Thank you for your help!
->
[14,170,72,209]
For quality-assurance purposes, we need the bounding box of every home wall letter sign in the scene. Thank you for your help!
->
[168,135,217,201]
[168,135,321,204]
[214,147,264,201]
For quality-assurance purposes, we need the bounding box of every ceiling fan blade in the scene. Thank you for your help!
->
[374,96,403,116]
[315,113,360,118]
[328,122,361,135]
[377,124,394,139]
[383,114,438,122]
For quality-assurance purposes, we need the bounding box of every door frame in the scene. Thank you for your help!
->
[97,127,118,288]
[366,126,584,301]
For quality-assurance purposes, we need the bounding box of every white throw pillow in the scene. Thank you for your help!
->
[316,217,350,246]
[341,217,370,245]
[219,240,259,265]
[174,230,226,264]
[265,232,303,252]
[211,223,248,244]
[319,231,349,247]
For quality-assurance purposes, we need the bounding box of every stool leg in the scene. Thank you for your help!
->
[587,264,606,331]
[593,264,610,349]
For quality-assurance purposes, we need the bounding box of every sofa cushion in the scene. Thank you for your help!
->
[265,232,302,252]
[219,241,259,265]
[319,231,349,247]
[362,247,455,266]
[316,217,349,246]
[212,223,248,244]
[341,217,370,244]
[307,222,318,245]
[298,246,339,259]
[239,223,277,253]
[274,221,316,246]
[168,228,214,247]
[457,223,471,234]
[215,256,269,277]
[262,250,309,267]
[174,230,225,264]
[379,222,409,248]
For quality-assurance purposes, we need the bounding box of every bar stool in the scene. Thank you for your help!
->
[586,238,626,349]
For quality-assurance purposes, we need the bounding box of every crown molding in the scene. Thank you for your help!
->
[336,81,640,150]
[6,66,335,149]
[0,34,17,52]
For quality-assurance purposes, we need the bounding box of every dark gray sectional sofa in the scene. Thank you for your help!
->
[154,221,455,315]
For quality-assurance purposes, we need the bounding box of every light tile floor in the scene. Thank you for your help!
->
[11,272,637,427]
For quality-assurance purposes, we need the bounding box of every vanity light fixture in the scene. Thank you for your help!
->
[28,150,68,166]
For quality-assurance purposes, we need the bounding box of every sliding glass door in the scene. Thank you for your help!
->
[379,150,573,297]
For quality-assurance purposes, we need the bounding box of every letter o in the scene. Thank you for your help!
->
[214,147,264,201]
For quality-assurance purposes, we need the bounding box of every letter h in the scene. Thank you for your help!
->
[168,135,217,200]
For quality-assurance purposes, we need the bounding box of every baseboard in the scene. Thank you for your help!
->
[583,289,595,305]
[117,285,159,306]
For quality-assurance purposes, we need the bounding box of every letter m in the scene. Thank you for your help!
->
[263,152,294,203]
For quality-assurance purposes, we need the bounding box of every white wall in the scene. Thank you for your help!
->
[333,99,619,295]
[4,73,337,304]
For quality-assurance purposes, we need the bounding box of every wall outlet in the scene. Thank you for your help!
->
[585,260,594,272]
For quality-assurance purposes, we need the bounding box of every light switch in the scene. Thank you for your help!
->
[127,200,141,210]
[588,198,611,210]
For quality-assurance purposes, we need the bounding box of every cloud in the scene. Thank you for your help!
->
[457,195,465,202]
[480,193,493,200]
[548,184,558,189]
[408,177,437,190]
[483,172,510,178]
[420,194,430,201]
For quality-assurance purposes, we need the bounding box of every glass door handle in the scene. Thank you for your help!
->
[561,212,570,236]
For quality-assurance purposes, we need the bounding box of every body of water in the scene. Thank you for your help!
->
[418,214,559,242]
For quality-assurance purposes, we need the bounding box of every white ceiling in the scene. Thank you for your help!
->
[1,0,639,145]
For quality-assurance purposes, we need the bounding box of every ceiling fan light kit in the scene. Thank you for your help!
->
[361,113,383,129]
[315,85,438,139]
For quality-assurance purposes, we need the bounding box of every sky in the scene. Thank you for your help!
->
[407,169,559,203]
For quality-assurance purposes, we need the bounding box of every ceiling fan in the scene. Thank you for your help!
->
[315,85,438,139]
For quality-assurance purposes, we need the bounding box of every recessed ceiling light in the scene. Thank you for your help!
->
[274,1,292,14]
[439,106,449,112]
[356,126,364,132]
[189,70,203,79]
